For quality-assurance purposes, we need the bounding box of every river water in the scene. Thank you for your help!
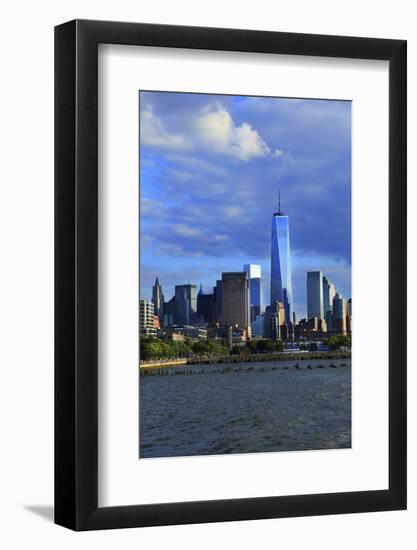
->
[139,358,351,458]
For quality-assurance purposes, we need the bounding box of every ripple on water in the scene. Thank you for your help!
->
[139,359,351,458]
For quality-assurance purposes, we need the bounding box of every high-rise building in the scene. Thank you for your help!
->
[307,271,324,320]
[163,296,176,326]
[332,293,347,335]
[151,277,165,322]
[197,284,217,325]
[139,299,156,336]
[263,301,285,340]
[325,309,333,334]
[323,276,336,315]
[243,264,262,323]
[251,314,264,338]
[214,279,222,319]
[346,314,352,334]
[220,272,250,332]
[174,284,197,325]
[270,185,293,323]
[347,298,352,316]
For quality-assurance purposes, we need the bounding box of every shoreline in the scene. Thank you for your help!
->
[140,350,351,370]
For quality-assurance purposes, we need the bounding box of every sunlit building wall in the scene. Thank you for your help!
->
[243,263,262,322]
[323,276,336,315]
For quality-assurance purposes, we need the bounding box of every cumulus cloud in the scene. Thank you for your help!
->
[140,100,283,161]
[194,104,281,160]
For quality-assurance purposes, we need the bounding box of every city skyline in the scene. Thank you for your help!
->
[140,91,351,318]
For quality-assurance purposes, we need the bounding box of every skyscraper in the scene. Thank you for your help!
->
[270,185,293,323]
[174,284,197,325]
[307,271,324,320]
[243,264,262,322]
[151,277,165,322]
[323,276,336,315]
[263,301,285,340]
[214,279,222,320]
[197,284,216,325]
[220,272,250,331]
[332,292,347,335]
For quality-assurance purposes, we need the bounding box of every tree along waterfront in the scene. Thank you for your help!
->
[140,335,351,362]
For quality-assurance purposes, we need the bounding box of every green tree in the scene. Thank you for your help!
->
[326,335,351,350]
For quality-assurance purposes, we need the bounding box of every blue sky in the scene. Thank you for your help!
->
[140,91,351,319]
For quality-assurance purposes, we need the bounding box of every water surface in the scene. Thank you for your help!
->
[139,358,351,458]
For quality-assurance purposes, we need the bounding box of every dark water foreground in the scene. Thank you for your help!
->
[139,359,351,458]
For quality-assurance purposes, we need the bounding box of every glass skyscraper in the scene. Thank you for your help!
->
[243,264,262,323]
[174,284,197,325]
[307,271,324,320]
[323,275,336,315]
[270,196,293,323]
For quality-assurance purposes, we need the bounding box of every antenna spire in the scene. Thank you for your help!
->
[278,177,282,214]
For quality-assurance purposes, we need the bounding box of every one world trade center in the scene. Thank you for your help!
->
[270,184,293,323]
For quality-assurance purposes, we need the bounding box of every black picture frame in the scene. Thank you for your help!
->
[55,19,407,531]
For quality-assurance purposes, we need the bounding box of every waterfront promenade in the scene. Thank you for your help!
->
[140,350,351,370]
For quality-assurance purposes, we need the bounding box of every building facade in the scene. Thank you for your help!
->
[325,309,333,334]
[323,275,336,315]
[214,279,222,320]
[251,314,264,338]
[139,299,157,337]
[243,263,262,323]
[307,271,324,320]
[270,200,293,323]
[151,277,165,323]
[174,284,197,325]
[263,301,285,340]
[220,272,250,332]
[332,292,347,334]
[197,284,217,325]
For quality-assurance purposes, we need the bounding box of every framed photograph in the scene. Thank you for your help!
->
[55,20,406,530]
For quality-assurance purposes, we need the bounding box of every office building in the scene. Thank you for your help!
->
[346,314,352,334]
[197,284,217,325]
[263,301,285,340]
[220,272,250,333]
[163,296,175,326]
[270,186,293,323]
[325,309,333,334]
[346,298,352,334]
[333,293,347,334]
[214,279,222,319]
[151,277,165,322]
[347,298,352,316]
[139,299,157,337]
[323,276,336,315]
[251,314,264,338]
[174,284,197,325]
[307,271,324,320]
[243,264,262,323]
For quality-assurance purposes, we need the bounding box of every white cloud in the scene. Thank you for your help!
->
[140,105,189,150]
[141,102,284,161]
[222,205,244,218]
[194,104,274,160]
[214,234,228,241]
[172,223,201,237]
